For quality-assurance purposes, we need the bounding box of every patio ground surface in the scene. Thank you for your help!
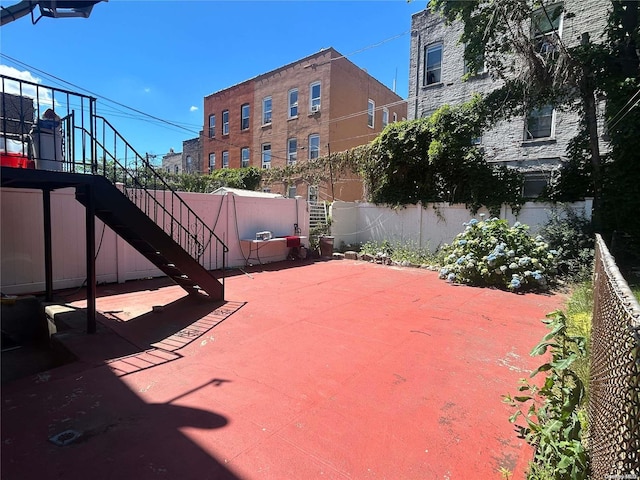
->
[1,259,567,479]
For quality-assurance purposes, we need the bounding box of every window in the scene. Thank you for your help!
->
[523,172,550,198]
[261,143,271,169]
[532,3,563,56]
[222,150,229,168]
[287,138,297,165]
[222,110,229,135]
[393,112,398,122]
[308,185,318,203]
[186,155,193,173]
[262,97,272,125]
[174,165,179,174]
[287,186,297,198]
[208,153,215,172]
[309,134,320,160]
[241,147,250,168]
[525,105,555,139]
[424,43,443,85]
[382,107,389,128]
[471,136,482,145]
[289,89,298,118]
[241,104,250,131]
[262,187,271,193]
[464,52,487,76]
[208,114,215,138]
[367,100,375,128]
[310,82,321,112]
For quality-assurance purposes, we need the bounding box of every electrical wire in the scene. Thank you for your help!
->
[1,53,202,136]
[606,88,640,132]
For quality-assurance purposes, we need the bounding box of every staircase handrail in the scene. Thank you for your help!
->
[88,116,228,263]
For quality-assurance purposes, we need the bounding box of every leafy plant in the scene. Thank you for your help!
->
[360,240,435,265]
[539,207,595,283]
[504,311,589,480]
[438,217,557,291]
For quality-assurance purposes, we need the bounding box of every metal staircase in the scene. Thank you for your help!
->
[309,201,329,230]
[1,74,227,301]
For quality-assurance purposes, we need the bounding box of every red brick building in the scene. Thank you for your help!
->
[202,48,407,202]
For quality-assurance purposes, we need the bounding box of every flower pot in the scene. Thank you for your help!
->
[319,236,334,257]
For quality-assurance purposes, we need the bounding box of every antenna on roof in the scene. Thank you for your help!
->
[393,67,398,93]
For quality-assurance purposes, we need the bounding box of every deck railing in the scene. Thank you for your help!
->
[1,74,227,275]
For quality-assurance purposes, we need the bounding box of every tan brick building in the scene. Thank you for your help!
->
[202,48,407,202]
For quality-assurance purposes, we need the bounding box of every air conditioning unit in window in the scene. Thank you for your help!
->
[311,104,321,113]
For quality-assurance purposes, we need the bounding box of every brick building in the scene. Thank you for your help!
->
[161,148,182,174]
[409,1,609,197]
[202,48,407,202]
[182,137,201,174]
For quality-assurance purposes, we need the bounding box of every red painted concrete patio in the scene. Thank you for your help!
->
[1,259,566,479]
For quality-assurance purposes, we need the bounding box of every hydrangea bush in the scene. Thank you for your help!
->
[438,217,557,291]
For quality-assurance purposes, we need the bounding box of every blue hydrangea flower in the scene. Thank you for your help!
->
[458,239,467,246]
[447,272,456,282]
[468,218,479,226]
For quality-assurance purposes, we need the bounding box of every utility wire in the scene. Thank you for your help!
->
[1,53,201,136]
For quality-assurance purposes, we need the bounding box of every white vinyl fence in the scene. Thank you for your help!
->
[0,187,309,295]
[330,199,593,252]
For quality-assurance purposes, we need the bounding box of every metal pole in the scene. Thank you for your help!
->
[84,185,97,334]
[43,189,53,302]
[327,143,335,201]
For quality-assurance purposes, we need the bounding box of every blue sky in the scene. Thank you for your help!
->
[1,0,425,159]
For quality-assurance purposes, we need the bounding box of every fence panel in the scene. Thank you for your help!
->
[589,234,640,479]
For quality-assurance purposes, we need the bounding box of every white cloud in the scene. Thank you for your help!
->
[190,106,198,112]
[0,65,42,85]
[144,87,151,93]
[0,64,53,106]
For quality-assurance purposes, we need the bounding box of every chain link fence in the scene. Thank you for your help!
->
[589,234,640,479]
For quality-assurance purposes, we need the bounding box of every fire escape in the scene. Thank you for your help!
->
[0,74,228,333]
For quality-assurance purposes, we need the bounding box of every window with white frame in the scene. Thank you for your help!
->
[208,114,215,138]
[241,147,250,168]
[532,3,563,57]
[289,88,298,118]
[222,150,229,168]
[262,97,272,125]
[310,82,321,112]
[424,43,443,85]
[393,112,398,122]
[367,99,375,128]
[208,153,215,172]
[241,104,250,131]
[525,105,555,140]
[261,143,271,168]
[308,185,318,203]
[287,138,297,165]
[186,155,192,173]
[382,107,389,128]
[308,134,320,160]
[222,110,229,135]
[464,51,487,76]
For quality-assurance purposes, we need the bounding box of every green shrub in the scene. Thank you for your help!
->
[360,240,435,265]
[438,217,557,291]
[539,207,594,282]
